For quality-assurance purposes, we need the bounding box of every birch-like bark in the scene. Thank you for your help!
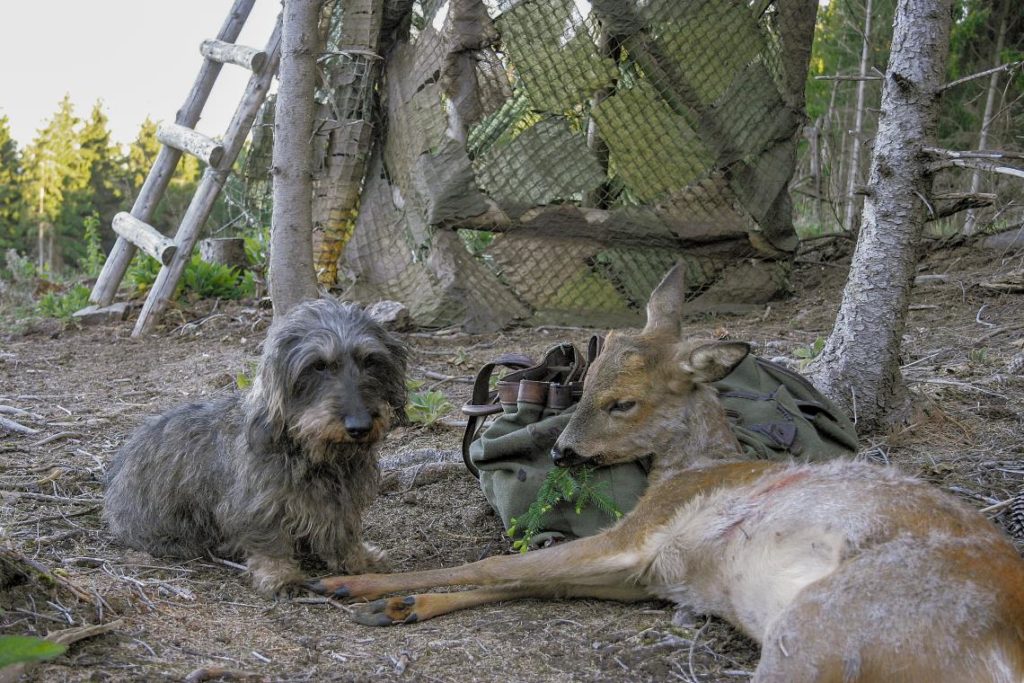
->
[269,0,322,315]
[843,0,873,232]
[810,0,953,433]
[963,4,1006,236]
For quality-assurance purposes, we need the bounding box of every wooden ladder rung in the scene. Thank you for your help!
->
[156,122,225,167]
[112,213,178,266]
[200,38,268,73]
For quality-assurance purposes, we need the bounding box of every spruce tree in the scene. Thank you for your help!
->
[21,94,90,272]
[0,115,24,251]
[79,101,124,247]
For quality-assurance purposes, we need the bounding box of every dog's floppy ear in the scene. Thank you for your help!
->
[244,354,289,448]
[381,331,410,423]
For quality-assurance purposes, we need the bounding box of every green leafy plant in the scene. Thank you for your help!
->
[794,337,826,369]
[79,214,105,278]
[242,227,269,270]
[235,360,259,390]
[967,348,988,365]
[406,389,453,426]
[507,466,622,553]
[0,635,67,669]
[180,257,255,300]
[126,253,254,300]
[36,284,91,319]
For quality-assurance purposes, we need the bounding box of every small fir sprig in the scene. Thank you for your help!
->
[507,466,623,553]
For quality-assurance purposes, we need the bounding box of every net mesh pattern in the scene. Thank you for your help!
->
[250,0,812,329]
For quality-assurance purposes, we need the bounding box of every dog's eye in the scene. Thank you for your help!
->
[311,360,333,372]
[608,400,637,414]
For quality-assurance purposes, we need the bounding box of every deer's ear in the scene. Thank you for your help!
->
[643,262,687,336]
[685,342,750,384]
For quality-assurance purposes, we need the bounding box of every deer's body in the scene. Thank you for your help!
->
[308,265,1024,682]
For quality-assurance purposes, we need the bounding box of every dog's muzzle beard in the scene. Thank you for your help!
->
[289,401,394,456]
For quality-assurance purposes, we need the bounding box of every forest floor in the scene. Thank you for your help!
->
[2,243,1023,682]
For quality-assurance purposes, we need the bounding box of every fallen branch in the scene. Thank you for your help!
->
[31,431,83,448]
[0,548,96,605]
[380,462,467,493]
[0,405,45,421]
[421,370,474,384]
[0,415,40,435]
[927,192,996,221]
[184,666,265,683]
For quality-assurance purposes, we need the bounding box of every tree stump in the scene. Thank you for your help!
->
[199,238,248,270]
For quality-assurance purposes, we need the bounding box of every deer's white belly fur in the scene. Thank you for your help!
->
[638,465,865,641]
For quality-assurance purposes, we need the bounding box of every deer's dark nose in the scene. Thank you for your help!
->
[344,413,373,440]
[551,445,584,467]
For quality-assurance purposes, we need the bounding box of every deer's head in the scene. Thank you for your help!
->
[552,264,748,470]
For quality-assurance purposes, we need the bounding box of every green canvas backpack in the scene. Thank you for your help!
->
[461,338,859,547]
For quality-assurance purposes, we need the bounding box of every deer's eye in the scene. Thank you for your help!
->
[608,400,637,414]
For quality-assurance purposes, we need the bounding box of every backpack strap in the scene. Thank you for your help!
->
[461,343,587,478]
[461,353,535,477]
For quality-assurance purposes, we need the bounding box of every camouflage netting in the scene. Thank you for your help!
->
[252,0,819,330]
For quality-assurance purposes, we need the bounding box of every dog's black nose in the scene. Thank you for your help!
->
[551,445,583,467]
[344,415,373,439]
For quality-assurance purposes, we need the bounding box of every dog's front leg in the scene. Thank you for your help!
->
[248,553,306,598]
[307,531,642,600]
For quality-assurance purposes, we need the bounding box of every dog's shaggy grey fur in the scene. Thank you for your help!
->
[103,298,408,596]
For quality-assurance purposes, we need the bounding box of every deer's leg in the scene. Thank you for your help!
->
[352,583,652,626]
[306,533,639,600]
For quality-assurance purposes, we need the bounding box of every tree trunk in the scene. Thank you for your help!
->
[809,0,953,433]
[843,0,873,232]
[962,3,1006,236]
[269,0,322,315]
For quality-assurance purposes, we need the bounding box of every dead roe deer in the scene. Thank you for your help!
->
[309,265,1024,682]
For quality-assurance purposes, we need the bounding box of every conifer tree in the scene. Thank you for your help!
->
[125,117,160,195]
[0,115,24,250]
[21,95,89,272]
[79,101,124,245]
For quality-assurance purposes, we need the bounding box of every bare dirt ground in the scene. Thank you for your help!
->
[2,245,1023,682]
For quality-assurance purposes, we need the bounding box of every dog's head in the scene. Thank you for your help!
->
[245,298,408,457]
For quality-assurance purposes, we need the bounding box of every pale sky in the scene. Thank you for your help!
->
[0,1,282,147]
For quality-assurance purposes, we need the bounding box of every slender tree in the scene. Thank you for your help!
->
[810,0,954,432]
[0,115,24,250]
[21,95,89,272]
[843,0,874,232]
[269,0,322,314]
[962,0,1007,235]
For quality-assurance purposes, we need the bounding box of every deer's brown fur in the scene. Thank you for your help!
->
[309,265,1024,682]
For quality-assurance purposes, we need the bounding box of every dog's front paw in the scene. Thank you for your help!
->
[348,542,389,573]
[327,541,389,574]
[248,554,305,599]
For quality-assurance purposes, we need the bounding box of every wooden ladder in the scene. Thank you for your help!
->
[87,0,281,336]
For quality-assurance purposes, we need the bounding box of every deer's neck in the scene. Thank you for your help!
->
[649,387,742,485]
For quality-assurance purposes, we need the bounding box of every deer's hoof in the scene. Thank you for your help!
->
[352,596,419,626]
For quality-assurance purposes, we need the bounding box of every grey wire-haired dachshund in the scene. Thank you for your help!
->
[103,298,408,597]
